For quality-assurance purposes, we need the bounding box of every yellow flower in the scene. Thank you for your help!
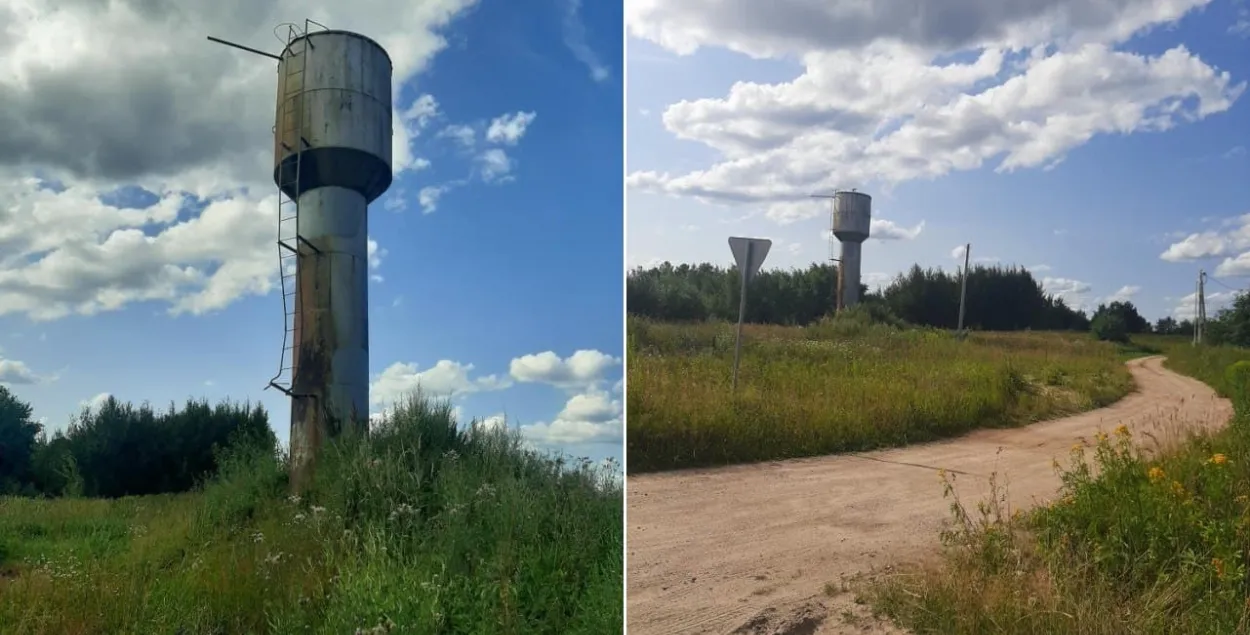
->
[1214,557,1226,580]
[937,468,947,481]
[1148,466,1166,483]
[1071,443,1083,453]
[1237,495,1248,505]
[1096,431,1109,443]
[1211,453,1229,465]
[1115,424,1130,437]
[1172,480,1187,497]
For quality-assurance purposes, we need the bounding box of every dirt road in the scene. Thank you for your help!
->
[626,356,1232,634]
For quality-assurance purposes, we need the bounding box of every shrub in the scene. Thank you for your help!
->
[1090,311,1129,343]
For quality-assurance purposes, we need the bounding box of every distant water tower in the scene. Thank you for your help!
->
[830,190,872,310]
[208,21,394,490]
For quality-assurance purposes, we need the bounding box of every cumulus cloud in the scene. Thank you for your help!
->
[1042,276,1093,308]
[0,358,38,385]
[509,349,621,388]
[370,360,511,407]
[0,0,486,320]
[520,388,622,445]
[626,0,1243,212]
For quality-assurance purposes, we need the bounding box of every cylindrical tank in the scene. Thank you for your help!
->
[274,30,393,488]
[832,190,871,243]
[274,30,393,203]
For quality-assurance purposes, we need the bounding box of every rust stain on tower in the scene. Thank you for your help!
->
[268,22,394,491]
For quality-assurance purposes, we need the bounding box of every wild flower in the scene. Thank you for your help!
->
[1148,466,1166,483]
[1114,424,1130,437]
[1210,453,1229,466]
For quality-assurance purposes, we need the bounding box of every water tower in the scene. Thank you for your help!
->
[830,190,872,310]
[209,21,394,490]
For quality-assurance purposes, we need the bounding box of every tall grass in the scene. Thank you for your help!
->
[0,395,622,635]
[869,339,1250,634]
[627,317,1134,472]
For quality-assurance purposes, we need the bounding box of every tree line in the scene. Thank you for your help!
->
[0,388,274,498]
[626,261,1211,338]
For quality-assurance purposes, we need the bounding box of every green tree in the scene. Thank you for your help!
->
[1091,310,1130,343]
[1091,301,1150,334]
[0,385,40,494]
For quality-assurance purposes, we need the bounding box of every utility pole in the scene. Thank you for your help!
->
[957,243,971,333]
[1194,269,1206,345]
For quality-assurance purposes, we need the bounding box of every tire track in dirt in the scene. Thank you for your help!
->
[626,356,1232,634]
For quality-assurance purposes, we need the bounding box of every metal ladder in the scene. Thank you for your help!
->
[267,20,322,396]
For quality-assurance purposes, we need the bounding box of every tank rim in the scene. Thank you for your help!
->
[280,29,393,69]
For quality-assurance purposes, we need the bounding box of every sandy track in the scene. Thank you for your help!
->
[626,356,1232,634]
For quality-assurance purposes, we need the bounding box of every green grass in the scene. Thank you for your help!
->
[0,396,622,635]
[627,317,1136,472]
[867,337,1250,634]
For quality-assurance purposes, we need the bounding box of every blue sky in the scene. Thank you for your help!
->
[626,0,1250,324]
[0,0,623,465]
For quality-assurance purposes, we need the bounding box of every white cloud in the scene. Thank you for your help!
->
[1102,284,1141,303]
[370,360,511,408]
[1042,276,1093,308]
[1173,289,1237,320]
[1216,254,1250,277]
[80,392,111,411]
[439,124,477,149]
[561,0,612,82]
[869,219,925,241]
[951,245,968,260]
[626,1,1243,210]
[863,271,894,290]
[475,413,508,431]
[520,388,622,446]
[486,111,538,145]
[509,349,621,388]
[0,358,38,385]
[476,149,515,183]
[1028,263,1052,272]
[0,0,482,320]
[366,238,386,283]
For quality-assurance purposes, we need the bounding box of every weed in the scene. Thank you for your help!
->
[0,394,621,635]
[627,318,1135,472]
[869,337,1250,634]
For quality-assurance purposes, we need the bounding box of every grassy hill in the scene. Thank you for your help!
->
[0,396,622,635]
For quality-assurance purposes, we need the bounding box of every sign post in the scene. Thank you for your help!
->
[728,237,772,393]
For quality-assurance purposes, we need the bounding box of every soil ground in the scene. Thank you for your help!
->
[625,356,1232,634]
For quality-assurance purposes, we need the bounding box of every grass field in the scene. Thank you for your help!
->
[627,316,1137,472]
[0,396,622,635]
[868,337,1250,634]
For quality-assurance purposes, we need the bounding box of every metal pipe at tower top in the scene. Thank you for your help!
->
[272,27,394,490]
